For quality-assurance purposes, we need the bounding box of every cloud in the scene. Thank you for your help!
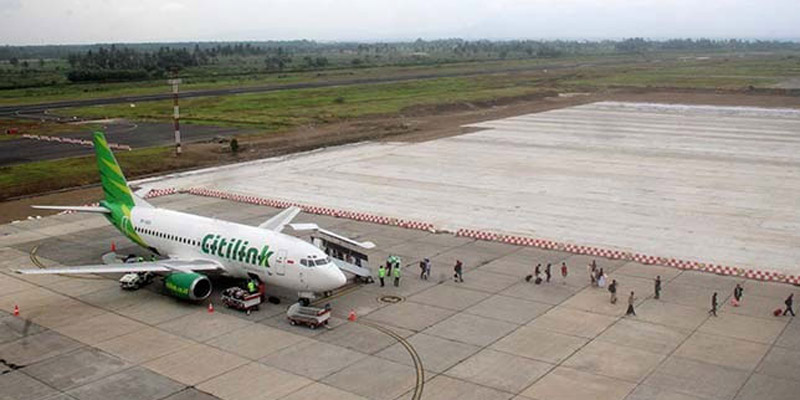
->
[160,1,187,13]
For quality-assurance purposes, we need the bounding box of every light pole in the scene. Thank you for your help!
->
[168,78,182,155]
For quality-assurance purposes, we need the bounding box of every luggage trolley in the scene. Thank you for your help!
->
[221,287,262,313]
[286,302,330,329]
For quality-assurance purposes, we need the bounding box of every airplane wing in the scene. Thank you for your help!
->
[15,259,221,275]
[289,223,376,249]
[331,258,372,278]
[258,206,302,232]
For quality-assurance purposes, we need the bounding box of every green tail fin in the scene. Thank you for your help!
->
[93,132,134,208]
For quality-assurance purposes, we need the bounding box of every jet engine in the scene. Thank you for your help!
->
[164,272,212,301]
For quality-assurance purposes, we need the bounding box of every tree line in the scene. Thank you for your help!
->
[2,38,799,84]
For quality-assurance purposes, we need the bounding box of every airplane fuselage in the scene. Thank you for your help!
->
[128,206,346,295]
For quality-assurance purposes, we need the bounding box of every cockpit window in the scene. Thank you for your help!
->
[300,259,308,267]
[314,258,329,266]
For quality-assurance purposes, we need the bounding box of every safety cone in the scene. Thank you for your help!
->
[13,304,19,317]
[111,242,116,252]
[348,309,357,322]
[208,302,214,313]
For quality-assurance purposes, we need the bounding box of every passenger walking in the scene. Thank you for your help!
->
[626,291,636,316]
[654,276,662,300]
[588,262,597,286]
[597,268,606,288]
[784,294,795,317]
[733,283,743,304]
[419,260,426,280]
[393,264,401,287]
[560,262,568,284]
[545,263,552,283]
[709,292,718,317]
[608,279,618,304]
[422,258,431,280]
[535,264,541,278]
[378,264,386,287]
[454,260,464,283]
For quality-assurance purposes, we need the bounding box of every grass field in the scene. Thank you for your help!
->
[63,73,553,128]
[564,55,800,89]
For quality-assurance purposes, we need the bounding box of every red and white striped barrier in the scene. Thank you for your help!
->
[562,243,628,259]
[20,134,132,151]
[631,254,661,265]
[502,235,560,250]
[184,187,436,232]
[743,269,784,282]
[703,264,741,276]
[454,227,798,286]
[144,187,177,198]
[664,258,703,271]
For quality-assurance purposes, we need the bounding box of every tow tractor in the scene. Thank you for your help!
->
[119,272,155,290]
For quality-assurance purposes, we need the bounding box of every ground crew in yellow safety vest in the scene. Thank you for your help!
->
[247,280,257,293]
[137,256,144,263]
[393,264,401,287]
[378,265,386,287]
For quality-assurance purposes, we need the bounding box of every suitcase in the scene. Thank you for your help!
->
[774,308,783,317]
[535,277,542,285]
[730,298,739,307]
[525,274,533,282]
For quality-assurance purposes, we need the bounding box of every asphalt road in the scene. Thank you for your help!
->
[0,61,593,116]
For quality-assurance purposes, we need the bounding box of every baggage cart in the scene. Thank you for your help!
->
[221,287,261,313]
[286,302,330,329]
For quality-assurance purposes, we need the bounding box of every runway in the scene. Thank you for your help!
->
[137,102,800,276]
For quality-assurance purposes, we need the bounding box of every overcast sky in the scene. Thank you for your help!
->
[2,0,799,45]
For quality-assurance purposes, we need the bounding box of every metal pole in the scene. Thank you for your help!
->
[168,78,182,155]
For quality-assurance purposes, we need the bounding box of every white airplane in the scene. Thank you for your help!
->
[16,132,374,304]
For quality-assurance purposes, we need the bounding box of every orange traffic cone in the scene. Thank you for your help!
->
[111,242,116,252]
[208,302,214,313]
[13,304,19,317]
[348,309,357,322]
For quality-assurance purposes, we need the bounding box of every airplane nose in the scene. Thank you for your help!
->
[333,267,347,287]
[320,265,346,291]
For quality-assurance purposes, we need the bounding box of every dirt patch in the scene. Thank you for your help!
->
[3,88,800,224]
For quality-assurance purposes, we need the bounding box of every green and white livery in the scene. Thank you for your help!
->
[16,132,372,303]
